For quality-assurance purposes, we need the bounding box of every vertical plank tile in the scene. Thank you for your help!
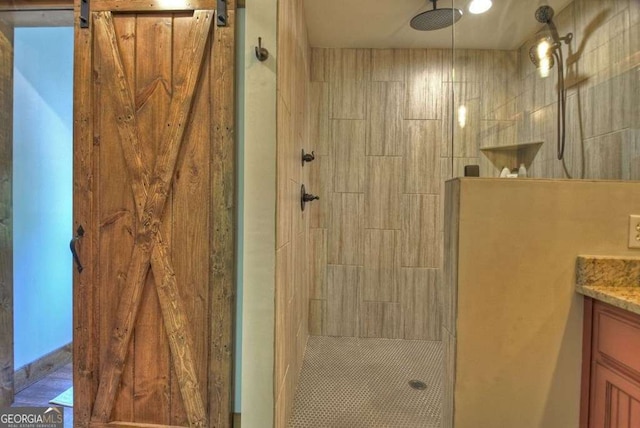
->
[274,373,288,428]
[405,50,428,119]
[365,156,402,229]
[277,97,293,248]
[275,243,291,388]
[309,228,327,299]
[359,302,402,338]
[442,82,481,159]
[331,120,365,193]
[405,49,443,120]
[309,155,331,229]
[327,265,362,336]
[276,2,310,423]
[400,268,441,340]
[310,82,330,156]
[309,299,327,336]
[426,49,444,119]
[367,82,404,156]
[285,282,298,390]
[584,130,624,179]
[329,49,370,119]
[292,229,307,303]
[442,329,456,428]
[402,194,440,268]
[482,50,518,121]
[363,229,400,302]
[328,193,364,266]
[310,48,328,82]
[292,64,308,171]
[371,49,408,82]
[404,120,442,194]
[451,49,482,83]
[277,0,293,111]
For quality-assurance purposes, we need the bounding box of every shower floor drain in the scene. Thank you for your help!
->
[409,380,427,390]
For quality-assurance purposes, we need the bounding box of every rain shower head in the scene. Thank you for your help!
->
[410,0,463,31]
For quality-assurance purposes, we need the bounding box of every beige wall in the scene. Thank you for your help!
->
[241,0,277,426]
[443,178,640,428]
[308,48,445,340]
[274,0,311,426]
[454,0,640,180]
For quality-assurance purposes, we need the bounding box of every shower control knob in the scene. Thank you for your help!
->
[302,149,315,166]
[300,184,319,211]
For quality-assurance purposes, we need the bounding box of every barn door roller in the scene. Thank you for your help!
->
[217,0,227,26]
[79,0,89,28]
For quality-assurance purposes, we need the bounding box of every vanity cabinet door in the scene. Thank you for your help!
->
[584,300,640,428]
[590,362,640,428]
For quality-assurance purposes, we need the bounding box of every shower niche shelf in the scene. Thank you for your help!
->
[480,141,543,173]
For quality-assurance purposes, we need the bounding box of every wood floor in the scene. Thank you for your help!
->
[12,362,73,427]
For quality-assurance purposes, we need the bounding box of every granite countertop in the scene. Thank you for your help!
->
[576,255,640,316]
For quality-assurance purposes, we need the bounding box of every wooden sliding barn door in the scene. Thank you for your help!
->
[72,1,235,427]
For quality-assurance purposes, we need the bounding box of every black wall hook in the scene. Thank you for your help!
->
[255,37,269,62]
[302,149,315,166]
[301,184,319,211]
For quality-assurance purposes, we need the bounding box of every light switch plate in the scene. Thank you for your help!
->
[629,215,640,249]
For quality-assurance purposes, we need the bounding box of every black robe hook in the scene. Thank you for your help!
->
[255,37,269,62]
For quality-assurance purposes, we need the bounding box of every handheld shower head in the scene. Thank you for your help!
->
[529,37,555,70]
[535,5,561,43]
[535,5,555,24]
[531,5,573,161]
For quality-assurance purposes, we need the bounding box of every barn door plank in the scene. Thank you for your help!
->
[133,13,172,424]
[208,8,235,423]
[73,2,97,423]
[90,10,213,426]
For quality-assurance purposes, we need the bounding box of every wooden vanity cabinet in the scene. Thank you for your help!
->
[581,298,640,428]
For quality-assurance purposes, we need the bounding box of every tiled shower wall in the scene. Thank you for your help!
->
[275,0,310,425]
[304,0,638,343]
[445,48,519,177]
[466,0,640,179]
[307,48,450,341]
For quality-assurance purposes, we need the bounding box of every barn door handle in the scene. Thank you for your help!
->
[70,225,85,273]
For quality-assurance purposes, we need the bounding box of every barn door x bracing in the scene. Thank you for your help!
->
[72,1,235,427]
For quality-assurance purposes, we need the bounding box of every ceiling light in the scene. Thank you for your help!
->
[468,0,492,15]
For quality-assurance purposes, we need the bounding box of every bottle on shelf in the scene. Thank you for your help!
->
[518,163,528,178]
